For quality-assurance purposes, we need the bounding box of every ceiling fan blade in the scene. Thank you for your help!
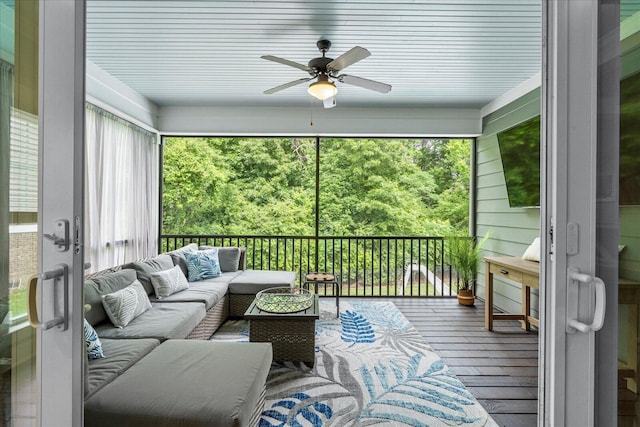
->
[323,96,336,109]
[261,55,313,73]
[327,46,370,72]
[263,77,313,94]
[338,74,392,93]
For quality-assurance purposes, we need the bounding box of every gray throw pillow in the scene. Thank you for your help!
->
[84,269,138,326]
[150,265,189,298]
[101,280,152,328]
[124,255,174,295]
[198,246,241,272]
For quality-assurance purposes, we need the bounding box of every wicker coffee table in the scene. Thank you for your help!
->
[244,294,319,367]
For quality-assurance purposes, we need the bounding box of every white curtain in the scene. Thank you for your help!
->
[85,104,159,272]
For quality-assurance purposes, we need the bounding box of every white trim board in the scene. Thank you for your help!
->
[480,73,541,118]
[86,60,159,130]
[158,106,482,136]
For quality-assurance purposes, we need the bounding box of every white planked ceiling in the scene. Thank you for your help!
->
[86,0,544,109]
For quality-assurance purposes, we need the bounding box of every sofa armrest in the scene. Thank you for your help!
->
[238,247,247,270]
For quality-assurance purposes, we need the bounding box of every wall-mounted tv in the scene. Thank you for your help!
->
[620,71,640,205]
[497,115,541,208]
[495,70,640,208]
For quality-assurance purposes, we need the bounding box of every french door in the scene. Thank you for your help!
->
[0,1,85,426]
[542,0,622,425]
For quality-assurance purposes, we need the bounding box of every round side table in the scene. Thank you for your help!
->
[304,272,340,317]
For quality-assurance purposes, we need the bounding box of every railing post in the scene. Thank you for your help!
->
[314,136,320,273]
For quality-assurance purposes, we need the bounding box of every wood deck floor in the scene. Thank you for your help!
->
[352,297,539,427]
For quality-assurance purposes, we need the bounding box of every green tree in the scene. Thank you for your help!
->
[415,139,471,231]
[162,136,471,237]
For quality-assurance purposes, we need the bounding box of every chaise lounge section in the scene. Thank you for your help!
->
[85,340,272,427]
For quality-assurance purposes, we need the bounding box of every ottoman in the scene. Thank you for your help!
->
[84,340,273,427]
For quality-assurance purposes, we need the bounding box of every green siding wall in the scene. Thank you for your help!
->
[476,88,541,318]
[477,86,640,317]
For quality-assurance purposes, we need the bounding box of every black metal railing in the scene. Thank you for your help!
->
[160,234,460,298]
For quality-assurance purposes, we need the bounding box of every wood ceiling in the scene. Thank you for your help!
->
[86,1,544,109]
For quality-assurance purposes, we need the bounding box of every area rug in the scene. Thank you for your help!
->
[212,300,498,427]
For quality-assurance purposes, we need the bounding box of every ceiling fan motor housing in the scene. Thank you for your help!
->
[308,39,335,74]
[308,57,333,73]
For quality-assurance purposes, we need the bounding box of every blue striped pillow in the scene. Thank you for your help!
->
[84,319,104,359]
[184,248,222,281]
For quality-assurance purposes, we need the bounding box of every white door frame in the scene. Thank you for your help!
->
[541,1,619,425]
[37,1,85,425]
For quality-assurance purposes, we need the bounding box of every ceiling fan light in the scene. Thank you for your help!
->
[308,80,338,101]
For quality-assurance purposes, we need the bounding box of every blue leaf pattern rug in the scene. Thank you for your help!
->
[211,300,498,427]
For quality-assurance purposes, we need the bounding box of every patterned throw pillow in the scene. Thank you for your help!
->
[101,280,152,328]
[84,319,104,359]
[184,248,222,281]
[150,265,190,298]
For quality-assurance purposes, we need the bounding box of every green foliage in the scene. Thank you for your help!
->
[414,139,470,230]
[162,137,471,237]
[446,232,490,290]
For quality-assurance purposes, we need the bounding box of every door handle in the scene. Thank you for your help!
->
[566,268,606,333]
[27,264,69,330]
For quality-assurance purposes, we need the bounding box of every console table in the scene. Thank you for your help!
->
[483,256,540,331]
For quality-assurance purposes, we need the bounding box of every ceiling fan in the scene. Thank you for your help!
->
[261,40,392,108]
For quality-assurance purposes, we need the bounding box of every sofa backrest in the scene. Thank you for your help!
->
[198,246,245,272]
[165,243,199,277]
[84,269,138,326]
[122,254,174,295]
[165,244,247,275]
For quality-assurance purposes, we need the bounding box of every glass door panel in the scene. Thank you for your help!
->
[618,2,640,424]
[1,0,39,425]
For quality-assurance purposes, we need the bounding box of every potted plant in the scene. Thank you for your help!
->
[447,232,490,306]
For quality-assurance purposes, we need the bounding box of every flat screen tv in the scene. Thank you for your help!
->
[497,115,541,208]
[620,71,640,205]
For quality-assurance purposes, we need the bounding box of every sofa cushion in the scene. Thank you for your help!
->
[86,338,160,399]
[84,319,104,360]
[196,270,242,284]
[199,246,242,272]
[84,340,273,427]
[94,302,206,341]
[150,265,190,298]
[85,269,138,326]
[167,243,198,277]
[123,255,174,295]
[149,280,229,310]
[229,269,297,295]
[101,280,152,329]
[184,249,222,281]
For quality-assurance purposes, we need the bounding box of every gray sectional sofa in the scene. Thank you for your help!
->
[83,244,297,427]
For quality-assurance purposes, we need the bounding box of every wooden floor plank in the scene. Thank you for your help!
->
[458,376,538,387]
[371,297,539,426]
[491,413,538,427]
[430,343,538,351]
[467,386,538,399]
[479,399,539,413]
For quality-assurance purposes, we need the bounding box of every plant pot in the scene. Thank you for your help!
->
[457,289,475,306]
